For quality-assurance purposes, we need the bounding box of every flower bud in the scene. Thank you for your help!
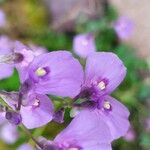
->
[53,108,65,124]
[5,111,22,125]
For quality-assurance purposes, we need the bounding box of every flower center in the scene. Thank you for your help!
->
[103,101,111,110]
[35,67,47,77]
[32,99,40,107]
[68,148,79,150]
[98,81,106,90]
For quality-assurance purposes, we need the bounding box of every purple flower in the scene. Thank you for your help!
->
[53,108,65,123]
[73,33,96,58]
[54,110,112,150]
[0,9,6,28]
[0,40,47,82]
[29,44,48,56]
[0,123,19,144]
[113,16,134,40]
[5,111,22,125]
[39,110,112,150]
[124,127,136,142]
[0,114,19,144]
[20,93,54,129]
[14,41,36,82]
[27,51,83,98]
[17,144,33,150]
[0,91,54,129]
[0,112,5,124]
[0,36,14,79]
[145,118,150,133]
[74,52,130,140]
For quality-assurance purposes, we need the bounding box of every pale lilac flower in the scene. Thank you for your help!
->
[53,108,65,123]
[20,93,54,129]
[0,41,46,82]
[29,44,48,56]
[73,52,130,140]
[27,51,83,98]
[124,127,136,142]
[17,144,33,150]
[0,114,19,144]
[145,118,150,133]
[0,91,54,129]
[0,113,5,124]
[14,41,36,82]
[0,9,6,28]
[6,111,22,125]
[0,36,14,79]
[0,123,19,144]
[73,33,96,58]
[39,110,112,150]
[113,16,134,40]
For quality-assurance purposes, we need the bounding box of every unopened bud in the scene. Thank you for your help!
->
[53,108,65,124]
[5,111,22,125]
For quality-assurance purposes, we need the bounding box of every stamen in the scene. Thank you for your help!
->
[103,101,111,110]
[69,148,79,150]
[98,81,106,90]
[35,67,47,77]
[32,99,40,107]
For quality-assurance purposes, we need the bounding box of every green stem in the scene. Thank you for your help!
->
[20,124,43,149]
[0,96,12,111]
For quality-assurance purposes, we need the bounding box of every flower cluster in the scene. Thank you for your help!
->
[0,34,130,150]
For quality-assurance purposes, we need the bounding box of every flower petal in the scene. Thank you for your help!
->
[20,94,54,129]
[84,143,112,150]
[28,51,84,98]
[0,123,19,144]
[17,144,33,150]
[0,36,13,54]
[73,33,96,58]
[54,109,112,148]
[101,96,130,140]
[14,42,35,82]
[85,52,126,94]
[0,64,14,80]
[113,16,134,40]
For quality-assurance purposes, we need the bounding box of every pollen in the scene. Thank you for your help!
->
[32,99,40,107]
[35,67,46,77]
[103,101,111,110]
[69,148,79,150]
[98,81,106,90]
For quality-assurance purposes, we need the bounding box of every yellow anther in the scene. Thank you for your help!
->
[35,67,46,77]
[98,81,106,90]
[103,101,111,110]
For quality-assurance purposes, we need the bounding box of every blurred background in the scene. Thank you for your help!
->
[0,0,150,149]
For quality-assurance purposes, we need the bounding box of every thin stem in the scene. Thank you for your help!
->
[16,92,23,111]
[0,92,13,110]
[20,124,43,149]
[73,93,81,102]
